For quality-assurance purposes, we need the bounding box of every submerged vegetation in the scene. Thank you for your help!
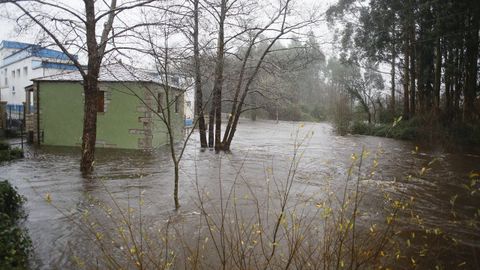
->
[0,180,31,270]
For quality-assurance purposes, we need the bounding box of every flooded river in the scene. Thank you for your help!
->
[1,120,479,269]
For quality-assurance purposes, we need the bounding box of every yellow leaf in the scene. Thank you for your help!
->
[45,193,52,203]
[469,172,479,179]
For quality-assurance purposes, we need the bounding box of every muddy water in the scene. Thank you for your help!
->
[1,120,479,269]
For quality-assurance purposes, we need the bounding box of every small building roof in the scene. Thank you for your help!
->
[0,40,32,50]
[32,63,182,88]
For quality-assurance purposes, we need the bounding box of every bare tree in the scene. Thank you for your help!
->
[191,0,208,148]
[219,0,322,150]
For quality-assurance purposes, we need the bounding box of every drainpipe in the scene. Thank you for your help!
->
[36,81,40,145]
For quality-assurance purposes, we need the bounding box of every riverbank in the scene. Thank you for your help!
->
[348,117,480,152]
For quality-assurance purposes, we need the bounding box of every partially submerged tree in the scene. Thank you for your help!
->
[202,0,322,150]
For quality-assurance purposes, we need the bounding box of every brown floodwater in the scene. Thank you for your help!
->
[1,120,479,269]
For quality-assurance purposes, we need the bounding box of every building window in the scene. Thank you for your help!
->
[23,67,28,77]
[157,92,163,113]
[97,91,105,113]
[175,95,179,113]
[12,86,15,95]
[12,70,15,79]
[16,69,20,78]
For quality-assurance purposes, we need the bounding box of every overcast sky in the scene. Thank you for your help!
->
[0,0,339,58]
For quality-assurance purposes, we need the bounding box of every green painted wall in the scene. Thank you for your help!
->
[38,81,184,149]
[151,92,185,147]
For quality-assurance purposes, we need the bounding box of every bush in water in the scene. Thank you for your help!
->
[0,180,31,270]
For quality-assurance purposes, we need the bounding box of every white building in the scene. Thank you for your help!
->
[0,40,76,117]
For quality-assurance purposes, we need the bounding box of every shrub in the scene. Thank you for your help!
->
[0,142,23,162]
[350,121,370,134]
[0,180,31,270]
[8,149,24,160]
[0,141,9,151]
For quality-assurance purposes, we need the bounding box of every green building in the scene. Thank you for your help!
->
[25,64,185,149]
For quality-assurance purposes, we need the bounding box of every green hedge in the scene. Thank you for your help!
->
[348,117,480,147]
[0,180,31,270]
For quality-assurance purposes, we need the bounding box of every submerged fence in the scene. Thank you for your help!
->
[5,104,25,131]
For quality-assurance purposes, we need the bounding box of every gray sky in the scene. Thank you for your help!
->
[0,0,339,58]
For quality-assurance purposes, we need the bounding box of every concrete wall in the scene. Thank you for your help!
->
[33,81,184,149]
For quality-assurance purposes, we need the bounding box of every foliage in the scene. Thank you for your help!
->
[0,141,9,151]
[350,118,417,140]
[0,180,31,270]
[332,95,353,135]
[328,0,480,124]
[0,142,24,162]
[448,122,480,147]
[349,116,480,148]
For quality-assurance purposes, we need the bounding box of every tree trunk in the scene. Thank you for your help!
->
[80,80,99,174]
[193,0,207,147]
[80,0,100,175]
[390,27,396,118]
[193,0,207,148]
[409,22,416,117]
[173,161,179,209]
[208,105,214,148]
[403,34,410,119]
[416,46,425,114]
[444,47,453,117]
[433,11,442,113]
[463,9,479,122]
[212,0,226,150]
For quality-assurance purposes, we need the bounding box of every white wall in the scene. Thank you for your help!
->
[0,57,71,105]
